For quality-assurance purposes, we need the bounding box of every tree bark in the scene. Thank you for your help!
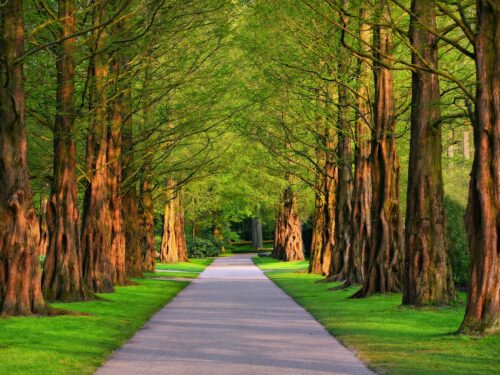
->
[160,179,179,263]
[107,31,126,285]
[310,81,336,275]
[328,0,354,282]
[140,156,156,272]
[347,7,372,286]
[273,186,304,262]
[81,1,114,293]
[353,0,402,298]
[252,217,263,249]
[122,87,142,278]
[139,55,156,272]
[38,197,49,257]
[403,0,455,305]
[0,0,47,316]
[42,0,91,301]
[175,205,188,262]
[459,0,499,335]
[309,180,326,274]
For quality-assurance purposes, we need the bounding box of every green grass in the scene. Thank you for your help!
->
[143,271,199,279]
[0,258,213,375]
[253,256,500,375]
[0,279,186,375]
[155,257,213,272]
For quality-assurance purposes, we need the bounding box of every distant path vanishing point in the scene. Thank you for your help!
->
[96,254,374,375]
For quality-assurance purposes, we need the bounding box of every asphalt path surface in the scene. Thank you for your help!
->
[96,254,374,375]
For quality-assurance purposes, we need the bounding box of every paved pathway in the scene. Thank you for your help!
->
[96,254,374,375]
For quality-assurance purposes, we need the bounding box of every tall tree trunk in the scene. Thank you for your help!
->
[273,206,285,259]
[160,179,179,263]
[252,217,263,249]
[309,88,328,275]
[81,1,114,293]
[328,0,354,282]
[322,146,336,274]
[309,183,326,274]
[353,0,402,298]
[403,0,455,305]
[122,86,142,278]
[347,7,372,286]
[175,203,188,263]
[43,0,90,301]
[460,0,499,335]
[0,0,47,316]
[107,37,126,285]
[139,53,156,272]
[140,156,156,272]
[273,186,304,262]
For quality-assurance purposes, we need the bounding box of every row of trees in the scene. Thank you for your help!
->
[241,0,498,335]
[0,0,233,315]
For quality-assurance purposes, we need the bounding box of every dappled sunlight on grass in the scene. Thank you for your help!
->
[254,256,500,375]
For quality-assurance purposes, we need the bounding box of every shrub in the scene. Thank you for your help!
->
[187,237,222,258]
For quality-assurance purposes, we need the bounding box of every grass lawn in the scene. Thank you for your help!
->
[254,256,500,375]
[155,257,213,272]
[143,271,199,279]
[0,258,213,375]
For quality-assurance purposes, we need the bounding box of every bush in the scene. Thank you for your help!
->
[187,237,222,258]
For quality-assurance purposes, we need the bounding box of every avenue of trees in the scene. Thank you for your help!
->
[0,0,498,339]
[235,0,499,335]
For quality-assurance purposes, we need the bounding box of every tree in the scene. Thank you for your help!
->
[81,0,115,293]
[0,0,47,316]
[273,185,304,262]
[251,217,264,249]
[346,6,373,286]
[353,0,402,298]
[42,0,91,302]
[160,179,181,263]
[460,0,499,335]
[403,0,455,306]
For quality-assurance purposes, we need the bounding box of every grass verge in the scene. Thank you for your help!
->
[0,258,213,375]
[253,256,500,375]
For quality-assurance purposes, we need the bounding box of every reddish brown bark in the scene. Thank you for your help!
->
[460,0,499,335]
[139,58,156,272]
[81,1,114,293]
[346,7,372,286]
[140,157,156,272]
[122,91,142,278]
[108,42,126,285]
[42,0,91,301]
[175,208,188,263]
[160,179,178,263]
[310,84,336,275]
[0,0,47,316]
[354,0,402,298]
[403,0,455,305]
[273,186,304,262]
[328,1,353,282]
[38,197,49,257]
[309,178,327,274]
[321,149,336,274]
